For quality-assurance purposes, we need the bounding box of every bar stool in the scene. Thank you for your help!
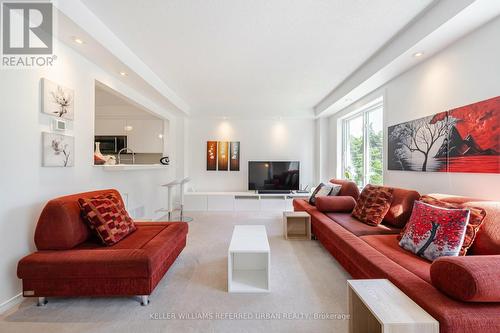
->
[161,177,193,222]
[178,177,192,222]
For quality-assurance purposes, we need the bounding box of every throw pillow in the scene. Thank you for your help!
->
[78,194,136,246]
[397,195,486,256]
[309,183,333,205]
[351,184,393,226]
[399,201,470,261]
[328,183,342,196]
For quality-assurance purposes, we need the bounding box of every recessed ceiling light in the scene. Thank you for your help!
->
[119,71,128,77]
[72,37,84,44]
[413,52,424,58]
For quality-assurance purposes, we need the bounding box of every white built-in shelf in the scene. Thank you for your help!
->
[185,191,311,212]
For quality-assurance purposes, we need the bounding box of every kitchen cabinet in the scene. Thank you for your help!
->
[125,119,164,153]
[94,119,126,136]
[95,118,164,153]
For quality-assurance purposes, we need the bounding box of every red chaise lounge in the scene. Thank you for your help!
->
[17,189,188,306]
[294,179,500,333]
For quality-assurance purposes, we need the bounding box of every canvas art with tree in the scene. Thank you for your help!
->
[388,96,499,173]
[388,111,451,172]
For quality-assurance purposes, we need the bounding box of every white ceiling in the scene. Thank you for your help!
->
[95,83,162,120]
[81,0,433,118]
[95,85,130,107]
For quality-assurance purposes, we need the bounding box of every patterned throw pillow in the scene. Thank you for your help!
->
[309,183,333,205]
[78,194,136,246]
[328,183,342,196]
[399,201,470,261]
[83,193,126,230]
[419,196,485,255]
[352,184,394,226]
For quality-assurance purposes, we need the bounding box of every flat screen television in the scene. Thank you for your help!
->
[248,161,300,193]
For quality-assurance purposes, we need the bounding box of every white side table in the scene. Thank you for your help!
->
[228,225,270,293]
[348,279,438,333]
[283,211,311,240]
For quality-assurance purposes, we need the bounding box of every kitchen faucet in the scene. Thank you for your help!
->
[117,147,135,165]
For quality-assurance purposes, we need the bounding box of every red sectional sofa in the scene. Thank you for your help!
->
[17,189,188,305]
[293,179,500,333]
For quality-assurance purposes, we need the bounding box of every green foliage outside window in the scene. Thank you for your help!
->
[344,123,383,187]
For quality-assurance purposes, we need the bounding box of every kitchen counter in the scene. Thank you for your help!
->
[98,164,167,171]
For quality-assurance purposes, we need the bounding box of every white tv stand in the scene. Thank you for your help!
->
[184,191,310,212]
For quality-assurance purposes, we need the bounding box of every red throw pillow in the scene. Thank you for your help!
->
[78,194,136,246]
[399,201,470,261]
[397,195,486,256]
[352,184,393,226]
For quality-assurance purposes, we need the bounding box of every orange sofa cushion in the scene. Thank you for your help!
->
[18,222,188,280]
[426,194,500,255]
[431,256,500,302]
[329,178,360,199]
[383,187,421,228]
[361,234,432,283]
[326,213,400,236]
[315,196,357,213]
[34,189,124,250]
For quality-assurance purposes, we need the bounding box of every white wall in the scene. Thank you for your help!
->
[326,16,500,200]
[0,41,184,307]
[186,118,315,192]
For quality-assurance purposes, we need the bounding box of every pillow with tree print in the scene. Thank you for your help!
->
[399,201,470,261]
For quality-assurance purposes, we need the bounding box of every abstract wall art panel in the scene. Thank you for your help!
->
[217,141,229,171]
[42,132,74,167]
[388,96,499,174]
[388,111,449,172]
[230,141,240,171]
[446,96,500,173]
[42,78,74,120]
[207,141,217,170]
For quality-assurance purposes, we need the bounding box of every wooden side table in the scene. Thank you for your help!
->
[348,279,438,333]
[283,211,311,240]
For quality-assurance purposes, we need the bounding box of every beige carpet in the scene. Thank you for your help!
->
[0,211,351,333]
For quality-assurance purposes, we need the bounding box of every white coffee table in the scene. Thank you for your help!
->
[228,225,270,293]
[348,279,438,333]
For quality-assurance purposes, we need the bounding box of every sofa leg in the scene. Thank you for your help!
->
[140,295,149,306]
[37,297,47,306]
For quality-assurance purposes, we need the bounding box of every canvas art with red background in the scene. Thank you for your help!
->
[446,96,500,173]
[388,96,500,173]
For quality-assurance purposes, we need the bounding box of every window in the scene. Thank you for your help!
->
[341,99,383,188]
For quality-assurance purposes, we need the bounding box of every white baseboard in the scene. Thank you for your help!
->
[0,293,23,314]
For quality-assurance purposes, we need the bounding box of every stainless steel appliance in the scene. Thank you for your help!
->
[94,136,127,154]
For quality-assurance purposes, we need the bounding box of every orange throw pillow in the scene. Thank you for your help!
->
[352,184,394,226]
[78,193,136,246]
[398,195,486,256]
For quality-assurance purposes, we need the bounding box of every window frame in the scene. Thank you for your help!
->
[341,99,384,188]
